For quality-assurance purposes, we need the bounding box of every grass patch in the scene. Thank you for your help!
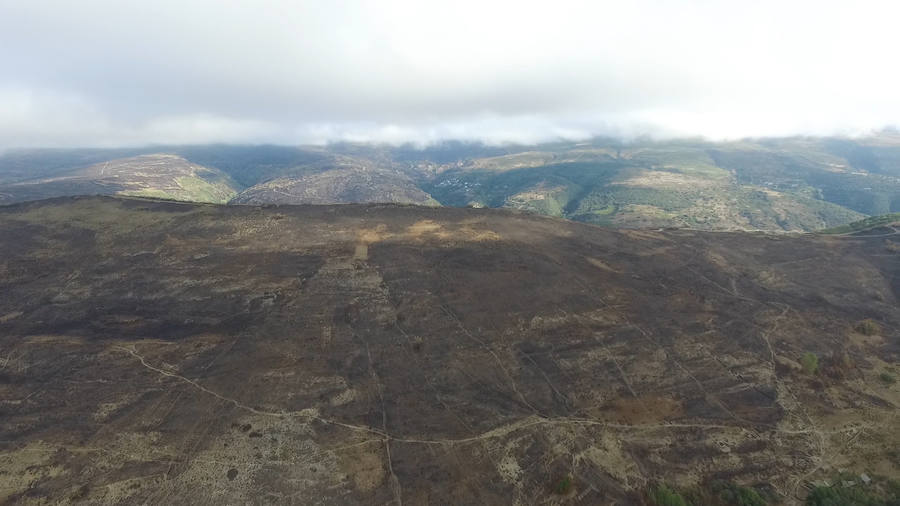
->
[174,175,237,203]
[710,481,767,506]
[118,176,236,204]
[820,213,900,234]
[649,484,689,506]
[652,481,771,506]
[806,473,900,505]
[879,372,896,385]
[800,352,819,375]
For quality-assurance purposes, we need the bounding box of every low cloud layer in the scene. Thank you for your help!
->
[1,0,898,148]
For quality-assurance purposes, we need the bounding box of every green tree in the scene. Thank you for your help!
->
[801,352,819,375]
[651,484,689,506]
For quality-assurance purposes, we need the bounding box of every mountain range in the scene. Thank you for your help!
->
[3,133,900,232]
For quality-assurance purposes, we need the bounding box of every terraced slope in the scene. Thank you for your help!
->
[0,196,897,504]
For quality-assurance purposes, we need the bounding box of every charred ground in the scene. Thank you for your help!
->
[0,196,897,505]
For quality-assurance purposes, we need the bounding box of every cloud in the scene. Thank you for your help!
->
[0,0,898,148]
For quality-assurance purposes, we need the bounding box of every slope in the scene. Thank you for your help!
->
[230,164,438,206]
[0,196,897,505]
[0,154,238,205]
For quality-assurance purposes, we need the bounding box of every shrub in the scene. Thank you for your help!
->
[554,476,573,495]
[855,319,881,336]
[711,481,768,506]
[650,484,689,506]
[879,372,896,384]
[801,352,819,375]
[806,474,900,506]
[806,485,882,506]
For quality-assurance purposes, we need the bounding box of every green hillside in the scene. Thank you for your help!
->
[819,212,900,234]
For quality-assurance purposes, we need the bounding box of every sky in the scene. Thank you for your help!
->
[1,0,899,148]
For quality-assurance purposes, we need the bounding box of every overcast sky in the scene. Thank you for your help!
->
[1,0,898,148]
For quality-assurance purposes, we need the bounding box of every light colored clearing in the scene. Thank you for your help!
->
[0,442,64,502]
[575,432,639,488]
[469,151,558,171]
[756,269,788,290]
[585,257,620,273]
[356,220,501,247]
[804,406,900,480]
[847,329,886,348]
[357,223,390,244]
[506,183,567,203]
[406,220,443,236]
[497,453,524,484]
[622,229,668,241]
[93,392,140,422]
[0,311,23,323]
[340,449,385,492]
[23,334,86,345]
[330,388,358,407]
[705,250,739,275]
[354,243,369,260]
[613,170,723,189]
[508,190,549,201]
[529,308,622,332]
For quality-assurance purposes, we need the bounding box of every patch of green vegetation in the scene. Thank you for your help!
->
[592,204,616,215]
[801,352,820,375]
[710,481,768,506]
[118,175,236,204]
[425,140,872,231]
[806,475,900,506]
[711,142,900,217]
[650,484,689,506]
[426,161,620,210]
[174,175,237,203]
[821,213,900,234]
[553,475,573,495]
[176,144,330,188]
[879,372,896,384]
[653,481,770,506]
[504,185,574,217]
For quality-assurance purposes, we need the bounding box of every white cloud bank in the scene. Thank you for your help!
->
[0,0,898,148]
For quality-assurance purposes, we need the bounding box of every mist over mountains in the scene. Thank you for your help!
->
[3,133,900,232]
[2,1,899,148]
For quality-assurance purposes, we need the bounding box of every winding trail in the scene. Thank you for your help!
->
[117,345,841,449]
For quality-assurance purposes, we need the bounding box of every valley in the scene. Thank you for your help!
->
[4,134,900,232]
